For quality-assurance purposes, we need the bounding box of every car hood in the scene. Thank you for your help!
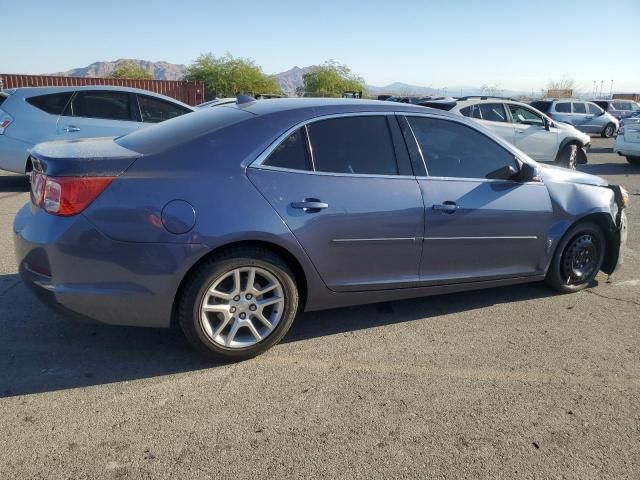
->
[537,163,607,187]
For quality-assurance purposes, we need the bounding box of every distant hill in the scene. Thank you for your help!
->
[52,59,188,81]
[50,59,525,98]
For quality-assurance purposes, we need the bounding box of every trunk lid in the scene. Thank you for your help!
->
[29,137,140,176]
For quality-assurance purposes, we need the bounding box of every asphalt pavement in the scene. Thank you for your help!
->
[0,137,638,479]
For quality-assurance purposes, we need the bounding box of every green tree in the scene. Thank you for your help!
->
[111,61,154,80]
[185,53,281,99]
[302,61,367,97]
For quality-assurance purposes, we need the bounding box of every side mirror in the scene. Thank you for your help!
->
[486,165,518,180]
[519,162,541,182]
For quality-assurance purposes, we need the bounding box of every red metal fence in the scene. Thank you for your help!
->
[0,74,205,106]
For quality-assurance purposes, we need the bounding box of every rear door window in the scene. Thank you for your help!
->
[613,101,632,111]
[460,104,482,119]
[137,95,192,123]
[70,91,134,121]
[263,128,312,171]
[555,103,571,113]
[306,116,398,175]
[478,103,508,122]
[26,92,73,115]
[406,116,517,179]
[572,103,587,114]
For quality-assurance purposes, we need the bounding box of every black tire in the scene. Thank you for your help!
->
[601,123,616,138]
[178,247,299,361]
[556,143,578,169]
[545,222,605,294]
[626,156,640,165]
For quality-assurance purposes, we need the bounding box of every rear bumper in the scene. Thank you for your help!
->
[0,135,31,173]
[13,203,207,328]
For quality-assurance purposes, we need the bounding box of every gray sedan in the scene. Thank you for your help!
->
[14,98,629,360]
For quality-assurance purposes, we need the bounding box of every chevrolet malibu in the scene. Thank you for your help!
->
[14,98,629,360]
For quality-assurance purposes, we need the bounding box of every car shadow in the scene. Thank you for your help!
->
[0,273,557,397]
[0,174,29,193]
[588,146,613,154]
[579,162,640,176]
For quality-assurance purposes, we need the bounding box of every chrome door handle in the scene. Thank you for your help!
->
[291,199,328,212]
[433,202,458,214]
[63,125,80,132]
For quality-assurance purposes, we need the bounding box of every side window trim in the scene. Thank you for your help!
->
[251,112,411,178]
[400,113,521,183]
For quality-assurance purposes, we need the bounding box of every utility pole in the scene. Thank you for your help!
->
[599,80,604,98]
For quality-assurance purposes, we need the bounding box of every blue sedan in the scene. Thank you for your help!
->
[14,98,628,360]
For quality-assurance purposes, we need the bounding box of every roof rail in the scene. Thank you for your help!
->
[457,95,518,101]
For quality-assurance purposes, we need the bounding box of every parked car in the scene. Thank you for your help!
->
[14,98,628,361]
[423,96,591,168]
[530,99,618,138]
[614,116,640,165]
[591,99,640,121]
[0,86,194,173]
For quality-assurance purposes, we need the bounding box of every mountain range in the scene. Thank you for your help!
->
[51,59,524,98]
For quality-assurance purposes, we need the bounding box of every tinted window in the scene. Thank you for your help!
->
[593,101,609,110]
[406,117,517,179]
[555,103,571,113]
[529,101,551,112]
[138,95,191,123]
[26,92,73,115]
[572,103,587,114]
[613,101,632,111]
[263,128,311,171]
[0,93,6,106]
[306,116,398,175]
[478,103,507,122]
[71,91,132,120]
[460,105,481,119]
[587,103,602,115]
[508,105,544,126]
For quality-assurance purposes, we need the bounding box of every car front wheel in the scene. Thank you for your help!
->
[178,247,299,361]
[602,123,616,138]
[556,143,578,169]
[545,222,605,293]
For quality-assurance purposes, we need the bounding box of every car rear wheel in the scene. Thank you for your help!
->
[626,156,640,165]
[556,143,578,169]
[178,247,299,361]
[545,222,605,293]
[601,123,616,138]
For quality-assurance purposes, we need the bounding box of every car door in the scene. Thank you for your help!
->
[57,90,144,139]
[585,102,605,132]
[247,113,424,292]
[401,114,552,284]
[507,103,558,162]
[569,102,590,131]
[462,103,516,145]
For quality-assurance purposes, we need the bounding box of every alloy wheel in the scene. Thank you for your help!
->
[199,266,285,348]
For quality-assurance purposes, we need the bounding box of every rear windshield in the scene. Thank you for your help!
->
[0,92,7,107]
[115,106,252,154]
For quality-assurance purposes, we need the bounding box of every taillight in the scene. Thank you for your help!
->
[0,112,12,134]
[30,174,114,216]
[546,112,553,119]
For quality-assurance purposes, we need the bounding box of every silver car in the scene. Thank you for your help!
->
[530,100,619,138]
[0,86,194,173]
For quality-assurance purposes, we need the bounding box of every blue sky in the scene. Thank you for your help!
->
[4,0,640,92]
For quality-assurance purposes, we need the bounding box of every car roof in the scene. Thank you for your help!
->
[8,85,194,109]
[226,97,460,119]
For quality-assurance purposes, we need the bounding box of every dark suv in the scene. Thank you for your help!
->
[591,99,640,121]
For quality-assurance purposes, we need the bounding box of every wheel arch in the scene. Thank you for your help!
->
[549,212,619,275]
[170,239,309,328]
